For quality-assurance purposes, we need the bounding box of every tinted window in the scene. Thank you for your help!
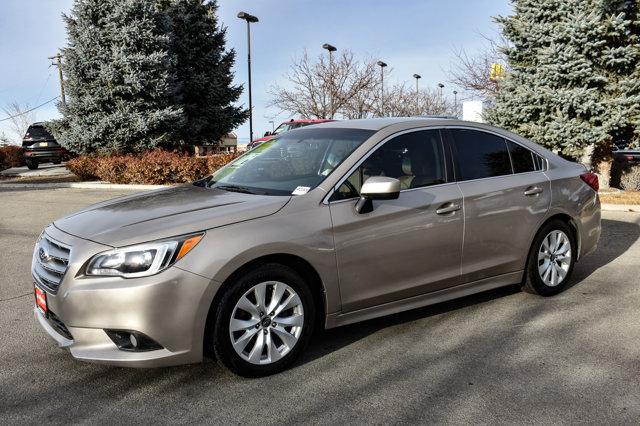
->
[451,129,512,180]
[507,140,537,173]
[24,125,53,140]
[331,130,445,200]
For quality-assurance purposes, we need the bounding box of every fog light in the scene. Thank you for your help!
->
[104,330,163,352]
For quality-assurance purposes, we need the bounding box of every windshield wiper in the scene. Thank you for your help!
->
[215,184,256,194]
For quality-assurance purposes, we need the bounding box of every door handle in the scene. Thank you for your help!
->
[436,202,461,215]
[524,186,543,196]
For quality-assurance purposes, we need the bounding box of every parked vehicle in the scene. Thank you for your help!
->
[32,118,600,377]
[22,123,67,169]
[247,118,334,150]
[612,145,640,167]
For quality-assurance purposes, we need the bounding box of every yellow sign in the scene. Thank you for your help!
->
[490,63,506,81]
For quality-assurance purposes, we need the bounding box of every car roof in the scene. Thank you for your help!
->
[304,116,460,131]
[286,119,334,124]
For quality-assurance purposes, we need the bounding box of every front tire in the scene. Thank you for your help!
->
[211,263,315,377]
[26,160,39,170]
[523,220,576,296]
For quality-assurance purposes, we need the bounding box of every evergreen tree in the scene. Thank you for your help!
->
[163,0,248,147]
[51,0,247,154]
[486,0,640,160]
[52,0,182,154]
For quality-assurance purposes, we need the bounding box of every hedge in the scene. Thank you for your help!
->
[66,150,241,184]
[0,146,25,171]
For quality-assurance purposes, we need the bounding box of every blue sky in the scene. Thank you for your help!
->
[0,0,512,144]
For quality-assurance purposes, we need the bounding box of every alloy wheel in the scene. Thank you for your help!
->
[537,230,572,287]
[229,281,304,365]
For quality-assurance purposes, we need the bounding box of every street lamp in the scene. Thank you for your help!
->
[453,90,458,117]
[237,11,259,143]
[377,61,388,117]
[413,74,421,115]
[322,43,337,119]
[437,82,445,98]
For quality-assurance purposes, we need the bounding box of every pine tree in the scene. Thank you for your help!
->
[52,0,182,154]
[51,0,247,154]
[486,0,640,160]
[163,0,248,147]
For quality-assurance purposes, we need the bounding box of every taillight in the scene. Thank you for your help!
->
[625,155,635,161]
[580,172,599,192]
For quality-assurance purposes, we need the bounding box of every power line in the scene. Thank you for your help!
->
[0,96,59,123]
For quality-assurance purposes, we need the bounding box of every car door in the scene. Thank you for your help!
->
[445,128,551,283]
[328,129,464,313]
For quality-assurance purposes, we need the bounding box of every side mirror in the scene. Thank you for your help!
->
[355,176,400,214]
[264,131,272,137]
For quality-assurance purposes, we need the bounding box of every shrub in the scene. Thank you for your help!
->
[66,150,241,184]
[620,164,640,191]
[0,146,25,171]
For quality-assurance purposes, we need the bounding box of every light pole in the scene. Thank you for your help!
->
[322,43,337,119]
[377,61,387,117]
[453,90,458,117]
[238,11,259,143]
[437,82,445,98]
[413,74,421,115]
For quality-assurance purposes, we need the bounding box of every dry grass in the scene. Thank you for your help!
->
[599,191,640,205]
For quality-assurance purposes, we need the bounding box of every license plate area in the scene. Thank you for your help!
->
[35,285,48,315]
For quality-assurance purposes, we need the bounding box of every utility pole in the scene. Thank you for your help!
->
[49,53,66,106]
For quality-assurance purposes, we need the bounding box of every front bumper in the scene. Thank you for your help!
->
[33,225,220,368]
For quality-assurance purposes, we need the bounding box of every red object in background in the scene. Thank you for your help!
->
[248,119,335,148]
[580,172,599,192]
[35,285,48,314]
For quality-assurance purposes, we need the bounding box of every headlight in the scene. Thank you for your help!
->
[85,233,203,278]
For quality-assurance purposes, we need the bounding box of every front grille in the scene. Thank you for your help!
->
[32,233,71,294]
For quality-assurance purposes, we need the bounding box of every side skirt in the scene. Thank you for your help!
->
[325,271,523,329]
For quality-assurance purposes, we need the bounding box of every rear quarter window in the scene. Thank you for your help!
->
[450,129,512,181]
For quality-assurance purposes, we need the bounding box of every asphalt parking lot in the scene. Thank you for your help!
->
[1,187,639,424]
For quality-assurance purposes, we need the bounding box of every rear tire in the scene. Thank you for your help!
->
[523,220,576,296]
[211,263,316,377]
[52,159,62,165]
[26,160,39,170]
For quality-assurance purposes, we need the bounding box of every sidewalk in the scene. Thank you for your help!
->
[0,163,72,178]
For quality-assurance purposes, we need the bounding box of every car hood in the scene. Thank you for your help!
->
[54,185,291,247]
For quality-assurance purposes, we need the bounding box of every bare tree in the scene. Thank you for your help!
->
[269,50,381,119]
[2,101,37,144]
[448,35,507,100]
[377,84,456,117]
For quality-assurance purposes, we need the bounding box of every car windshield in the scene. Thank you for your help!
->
[204,128,374,196]
[272,122,307,135]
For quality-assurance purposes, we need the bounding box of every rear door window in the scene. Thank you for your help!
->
[450,129,512,181]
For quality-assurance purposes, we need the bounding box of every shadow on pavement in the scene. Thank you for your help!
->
[1,218,639,424]
[302,217,639,365]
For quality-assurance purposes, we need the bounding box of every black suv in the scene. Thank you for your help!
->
[22,123,67,170]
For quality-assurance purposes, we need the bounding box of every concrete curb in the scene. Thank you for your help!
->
[601,203,640,212]
[0,181,166,190]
